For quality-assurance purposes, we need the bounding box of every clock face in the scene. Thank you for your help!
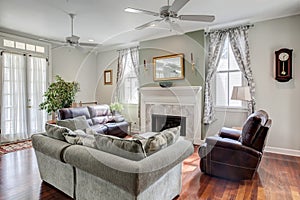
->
[279,52,289,61]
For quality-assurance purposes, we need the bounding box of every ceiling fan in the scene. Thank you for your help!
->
[125,0,215,32]
[44,13,98,49]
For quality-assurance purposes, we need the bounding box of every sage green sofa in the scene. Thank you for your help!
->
[32,133,193,200]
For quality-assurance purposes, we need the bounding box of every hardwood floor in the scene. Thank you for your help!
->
[0,147,299,200]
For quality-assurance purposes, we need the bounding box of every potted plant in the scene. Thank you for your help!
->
[39,75,80,119]
[109,102,124,116]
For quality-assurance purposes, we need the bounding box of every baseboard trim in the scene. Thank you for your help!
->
[264,146,300,157]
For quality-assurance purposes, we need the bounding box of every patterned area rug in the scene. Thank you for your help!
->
[0,140,32,155]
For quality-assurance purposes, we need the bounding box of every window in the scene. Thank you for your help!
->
[2,39,46,54]
[3,39,14,48]
[215,36,243,107]
[16,42,25,50]
[26,44,35,51]
[120,52,139,104]
[36,46,45,53]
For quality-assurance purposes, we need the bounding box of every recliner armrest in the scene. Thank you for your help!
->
[206,136,261,158]
[219,127,241,140]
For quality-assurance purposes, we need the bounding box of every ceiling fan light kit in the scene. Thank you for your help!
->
[125,0,215,31]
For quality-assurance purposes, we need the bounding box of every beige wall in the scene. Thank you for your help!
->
[95,50,118,104]
[249,14,300,151]
[52,47,98,103]
[139,30,205,87]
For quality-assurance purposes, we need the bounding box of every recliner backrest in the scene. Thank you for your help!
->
[241,110,270,149]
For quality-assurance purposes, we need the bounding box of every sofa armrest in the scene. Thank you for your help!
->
[32,134,71,161]
[63,138,193,195]
[206,136,261,158]
[219,127,241,140]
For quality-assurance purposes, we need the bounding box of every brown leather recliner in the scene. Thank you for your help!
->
[198,110,272,180]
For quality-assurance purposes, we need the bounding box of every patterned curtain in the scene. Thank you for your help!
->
[203,31,227,124]
[115,47,139,103]
[115,49,128,102]
[128,47,139,77]
[228,26,255,113]
[128,47,140,119]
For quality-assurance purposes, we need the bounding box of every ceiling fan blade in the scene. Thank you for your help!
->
[178,15,215,22]
[79,42,100,47]
[135,19,163,30]
[125,7,159,16]
[169,0,190,13]
[38,37,65,44]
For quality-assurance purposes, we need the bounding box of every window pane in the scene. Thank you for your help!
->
[3,39,14,48]
[229,43,239,70]
[26,44,35,51]
[217,38,229,71]
[229,72,242,107]
[16,42,25,50]
[36,46,45,53]
[216,72,228,107]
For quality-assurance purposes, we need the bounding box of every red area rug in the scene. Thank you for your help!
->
[0,140,32,155]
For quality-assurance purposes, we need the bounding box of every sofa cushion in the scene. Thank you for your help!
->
[88,105,111,118]
[92,116,109,125]
[94,134,146,161]
[44,123,71,141]
[57,115,90,131]
[89,124,108,134]
[59,107,91,120]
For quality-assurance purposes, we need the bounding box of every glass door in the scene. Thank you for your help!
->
[27,56,47,134]
[1,52,47,143]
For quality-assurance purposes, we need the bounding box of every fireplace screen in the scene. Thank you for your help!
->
[152,114,186,136]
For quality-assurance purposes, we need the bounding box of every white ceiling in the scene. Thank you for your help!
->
[0,0,300,47]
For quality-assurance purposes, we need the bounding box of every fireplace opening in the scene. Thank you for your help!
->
[152,114,186,136]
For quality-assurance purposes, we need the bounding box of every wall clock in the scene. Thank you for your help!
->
[275,48,293,82]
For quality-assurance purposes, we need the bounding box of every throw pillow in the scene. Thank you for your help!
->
[144,133,168,156]
[94,134,146,161]
[160,126,181,145]
[63,129,96,148]
[44,123,71,141]
[143,126,181,156]
[85,127,98,135]
[57,115,90,131]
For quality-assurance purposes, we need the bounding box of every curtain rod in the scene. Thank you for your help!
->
[0,48,49,60]
[204,24,254,35]
[116,46,139,52]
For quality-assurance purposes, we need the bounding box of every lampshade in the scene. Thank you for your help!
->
[231,86,251,101]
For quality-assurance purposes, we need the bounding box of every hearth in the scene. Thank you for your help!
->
[152,114,186,136]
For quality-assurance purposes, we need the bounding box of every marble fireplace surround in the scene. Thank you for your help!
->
[140,86,202,145]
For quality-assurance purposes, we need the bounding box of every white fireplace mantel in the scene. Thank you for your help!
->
[139,86,202,144]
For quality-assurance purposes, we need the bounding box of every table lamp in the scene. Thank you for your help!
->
[231,86,254,113]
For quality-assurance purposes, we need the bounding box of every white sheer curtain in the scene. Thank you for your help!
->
[27,56,47,134]
[1,52,28,142]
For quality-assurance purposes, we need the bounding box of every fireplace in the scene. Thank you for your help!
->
[140,86,202,144]
[152,114,186,136]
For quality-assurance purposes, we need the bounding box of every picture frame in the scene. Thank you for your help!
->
[104,69,112,85]
[153,53,184,81]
